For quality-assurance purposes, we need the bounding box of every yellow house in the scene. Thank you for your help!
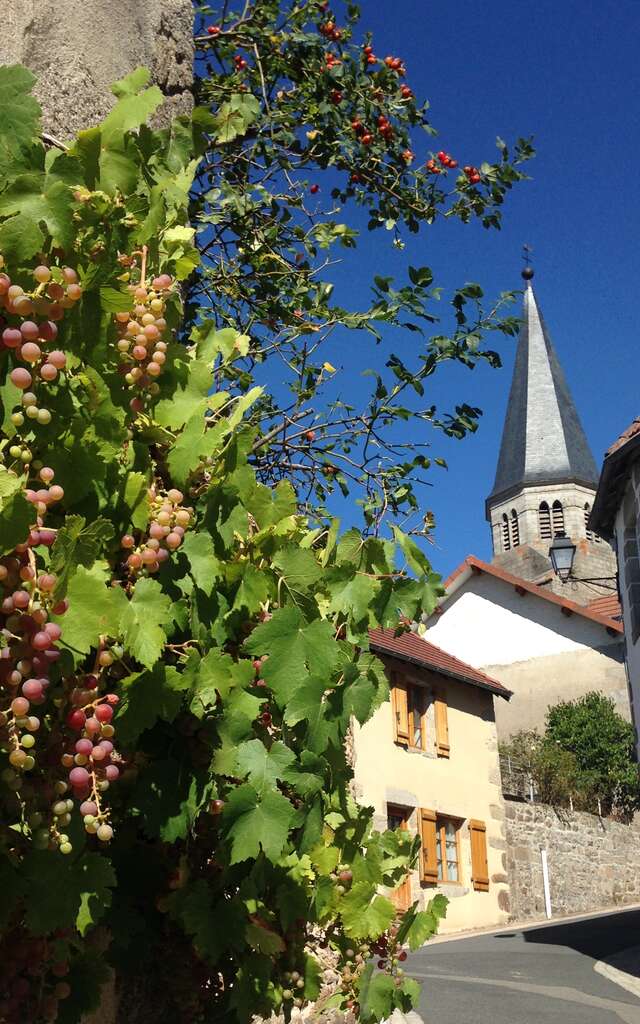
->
[351,628,513,934]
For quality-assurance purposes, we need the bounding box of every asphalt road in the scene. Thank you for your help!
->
[408,908,640,1024]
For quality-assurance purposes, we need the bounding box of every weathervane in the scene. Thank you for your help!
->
[521,244,534,281]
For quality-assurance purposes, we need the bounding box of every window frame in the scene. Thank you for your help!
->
[392,673,429,751]
[435,814,463,885]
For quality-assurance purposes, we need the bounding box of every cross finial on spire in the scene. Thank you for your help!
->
[521,244,534,281]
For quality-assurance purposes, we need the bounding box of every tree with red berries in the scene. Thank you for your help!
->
[0,4,531,1023]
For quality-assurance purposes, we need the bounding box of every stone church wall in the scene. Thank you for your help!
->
[1,0,193,138]
[504,798,640,921]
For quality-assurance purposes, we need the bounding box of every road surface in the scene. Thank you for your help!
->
[408,907,640,1024]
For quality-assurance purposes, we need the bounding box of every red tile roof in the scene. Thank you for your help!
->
[606,417,640,457]
[587,594,622,619]
[441,556,623,634]
[369,627,512,700]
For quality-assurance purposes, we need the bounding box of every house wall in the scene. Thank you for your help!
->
[425,574,628,737]
[614,460,640,756]
[352,656,510,934]
[504,799,640,921]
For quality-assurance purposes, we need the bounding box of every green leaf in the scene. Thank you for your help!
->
[181,530,221,593]
[340,883,395,939]
[243,607,340,704]
[123,472,150,530]
[0,65,41,176]
[168,881,246,961]
[359,970,396,1022]
[120,576,172,668]
[0,472,32,554]
[131,759,207,841]
[273,546,323,599]
[191,648,252,714]
[116,664,193,745]
[0,211,44,261]
[224,783,296,864]
[21,851,115,935]
[111,67,152,98]
[50,515,115,599]
[235,739,296,792]
[100,286,134,313]
[231,563,270,616]
[75,856,117,936]
[212,94,261,143]
[0,174,75,250]
[246,920,286,955]
[53,565,127,655]
[101,85,164,143]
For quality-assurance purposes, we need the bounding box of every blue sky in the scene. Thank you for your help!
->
[314,0,640,576]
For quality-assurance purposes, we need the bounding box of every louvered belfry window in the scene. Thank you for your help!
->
[501,513,511,551]
[552,500,565,536]
[511,509,520,547]
[539,501,551,540]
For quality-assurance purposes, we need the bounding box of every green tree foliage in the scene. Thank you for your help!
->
[0,3,530,1020]
[546,692,640,818]
[501,694,640,818]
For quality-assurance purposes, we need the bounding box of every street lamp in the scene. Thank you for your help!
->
[548,533,576,583]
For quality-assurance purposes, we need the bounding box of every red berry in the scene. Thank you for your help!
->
[305,429,316,441]
[361,133,373,145]
[437,151,448,164]
[310,184,319,194]
[447,158,458,168]
[207,25,220,35]
[398,950,407,961]
[210,798,225,814]
[66,709,86,731]
[261,711,272,725]
[363,45,373,55]
[367,55,377,65]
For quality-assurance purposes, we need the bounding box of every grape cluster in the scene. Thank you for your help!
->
[0,264,80,427]
[62,665,121,844]
[121,486,192,575]
[114,273,174,412]
[0,928,73,1024]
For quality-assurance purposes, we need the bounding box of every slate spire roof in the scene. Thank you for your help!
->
[487,276,599,506]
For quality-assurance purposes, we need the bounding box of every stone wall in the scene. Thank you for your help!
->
[504,798,640,921]
[1,0,193,138]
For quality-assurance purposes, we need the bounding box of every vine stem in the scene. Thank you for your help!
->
[140,245,148,288]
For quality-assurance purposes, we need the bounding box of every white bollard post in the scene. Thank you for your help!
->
[541,848,552,919]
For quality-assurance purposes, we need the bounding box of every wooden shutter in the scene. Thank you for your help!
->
[391,676,409,745]
[469,819,489,891]
[434,694,450,758]
[419,808,438,883]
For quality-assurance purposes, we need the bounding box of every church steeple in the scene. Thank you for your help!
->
[488,271,599,509]
[484,270,616,602]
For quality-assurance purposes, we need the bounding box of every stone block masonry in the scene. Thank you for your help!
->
[504,798,640,921]
[1,0,194,138]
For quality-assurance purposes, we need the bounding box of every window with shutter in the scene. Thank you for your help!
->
[469,819,489,892]
[391,676,409,745]
[419,808,438,883]
[434,694,450,758]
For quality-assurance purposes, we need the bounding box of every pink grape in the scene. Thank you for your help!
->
[91,744,107,761]
[95,704,113,723]
[152,274,172,290]
[85,717,100,734]
[75,739,93,756]
[20,321,40,341]
[34,265,51,283]
[0,273,10,294]
[62,267,78,284]
[80,800,98,817]
[12,590,30,609]
[69,766,90,788]
[45,623,62,642]
[165,532,182,550]
[40,321,57,342]
[11,697,30,716]
[48,485,64,502]
[31,631,51,651]
[40,530,57,547]
[22,679,43,700]
[20,342,41,362]
[67,283,82,301]
[10,367,32,389]
[40,363,57,381]
[39,467,55,483]
[105,765,120,781]
[66,709,86,730]
[47,350,66,369]
[38,573,56,591]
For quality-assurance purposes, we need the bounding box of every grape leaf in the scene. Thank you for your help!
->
[243,607,340,704]
[123,471,150,530]
[281,750,327,796]
[167,880,247,961]
[50,515,115,599]
[235,739,296,792]
[190,648,252,716]
[273,546,323,598]
[182,530,222,593]
[116,664,193,744]
[0,210,45,261]
[325,568,379,627]
[131,759,208,841]
[212,690,263,774]
[0,174,75,250]
[359,968,396,1023]
[224,783,296,863]
[0,472,32,555]
[111,66,152,98]
[53,564,127,655]
[100,85,164,144]
[246,920,286,955]
[75,856,117,935]
[231,563,270,615]
[21,851,115,935]
[120,576,172,668]
[0,65,41,176]
[339,882,396,939]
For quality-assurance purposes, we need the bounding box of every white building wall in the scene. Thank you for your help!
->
[614,462,640,755]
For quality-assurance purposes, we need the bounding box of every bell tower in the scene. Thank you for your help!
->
[485,268,617,604]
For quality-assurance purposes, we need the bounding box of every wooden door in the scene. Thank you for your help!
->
[387,805,412,912]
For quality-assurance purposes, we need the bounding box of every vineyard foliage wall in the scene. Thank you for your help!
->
[0,5,530,1022]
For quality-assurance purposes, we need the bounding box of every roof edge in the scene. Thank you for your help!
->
[369,634,512,700]
[590,432,640,538]
[436,555,624,635]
